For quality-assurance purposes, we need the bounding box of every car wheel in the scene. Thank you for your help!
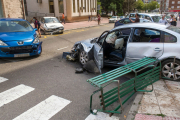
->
[79,50,88,65]
[162,59,180,80]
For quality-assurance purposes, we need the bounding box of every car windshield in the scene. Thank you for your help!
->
[120,16,124,18]
[167,26,180,34]
[151,16,161,23]
[0,20,33,32]
[44,18,60,23]
[166,16,171,19]
[111,16,116,18]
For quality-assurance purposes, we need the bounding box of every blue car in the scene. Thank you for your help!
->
[0,18,42,58]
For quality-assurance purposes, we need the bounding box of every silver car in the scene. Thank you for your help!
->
[70,23,180,80]
[40,17,64,35]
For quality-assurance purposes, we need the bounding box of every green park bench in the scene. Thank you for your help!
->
[87,57,161,116]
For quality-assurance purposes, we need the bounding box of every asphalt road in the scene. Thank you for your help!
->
[0,24,135,120]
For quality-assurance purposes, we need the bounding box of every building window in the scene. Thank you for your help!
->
[172,1,175,4]
[81,0,83,12]
[59,0,64,13]
[73,0,76,13]
[77,0,79,12]
[85,0,86,12]
[177,6,180,8]
[178,1,180,4]
[171,6,174,8]
[49,0,54,13]
[88,0,89,12]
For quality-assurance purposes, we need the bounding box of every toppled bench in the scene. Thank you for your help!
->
[87,57,161,116]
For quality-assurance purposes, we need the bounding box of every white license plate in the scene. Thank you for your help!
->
[14,53,30,57]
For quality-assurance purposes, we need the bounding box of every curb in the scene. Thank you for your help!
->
[126,93,143,120]
[64,23,110,32]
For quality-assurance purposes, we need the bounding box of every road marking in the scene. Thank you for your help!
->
[57,46,68,50]
[13,95,71,120]
[0,77,8,83]
[0,84,34,107]
[85,110,119,120]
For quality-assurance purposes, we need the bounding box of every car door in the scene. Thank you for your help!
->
[126,28,164,64]
[93,31,108,73]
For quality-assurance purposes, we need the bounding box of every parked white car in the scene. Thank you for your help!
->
[40,17,64,35]
[109,16,120,23]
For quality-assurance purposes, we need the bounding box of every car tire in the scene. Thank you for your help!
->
[79,50,88,65]
[161,59,180,81]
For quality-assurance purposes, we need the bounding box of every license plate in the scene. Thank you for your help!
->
[59,30,62,32]
[14,53,30,57]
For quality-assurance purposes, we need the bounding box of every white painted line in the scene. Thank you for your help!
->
[13,95,71,120]
[0,84,34,107]
[57,46,68,50]
[85,109,119,120]
[0,77,8,83]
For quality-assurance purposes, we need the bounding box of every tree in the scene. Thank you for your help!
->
[123,0,136,14]
[101,0,112,15]
[115,0,124,16]
[148,1,159,11]
[108,3,116,15]
[97,0,102,14]
[135,0,144,11]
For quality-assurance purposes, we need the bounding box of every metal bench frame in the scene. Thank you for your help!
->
[87,57,161,116]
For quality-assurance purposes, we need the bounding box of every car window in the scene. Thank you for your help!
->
[130,14,135,18]
[145,16,151,21]
[0,20,33,32]
[151,16,161,23]
[121,28,131,35]
[44,18,60,23]
[164,32,177,43]
[123,19,131,24]
[119,19,124,23]
[132,28,161,42]
[97,31,108,46]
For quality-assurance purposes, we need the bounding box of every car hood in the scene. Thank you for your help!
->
[109,18,116,20]
[0,31,36,42]
[74,38,96,52]
[45,23,63,28]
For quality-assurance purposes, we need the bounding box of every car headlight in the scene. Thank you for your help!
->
[33,36,39,43]
[0,40,8,46]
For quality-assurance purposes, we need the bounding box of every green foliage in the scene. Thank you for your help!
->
[135,0,144,10]
[148,1,159,11]
[97,0,102,14]
[108,3,116,11]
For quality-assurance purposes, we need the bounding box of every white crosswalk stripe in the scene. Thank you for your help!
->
[0,84,35,107]
[13,95,71,120]
[0,77,8,83]
[85,109,119,120]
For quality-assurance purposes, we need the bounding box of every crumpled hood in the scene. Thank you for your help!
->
[74,38,97,52]
[0,31,35,42]
[45,23,64,28]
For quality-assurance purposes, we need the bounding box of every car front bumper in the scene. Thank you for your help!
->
[42,27,64,35]
[0,42,42,58]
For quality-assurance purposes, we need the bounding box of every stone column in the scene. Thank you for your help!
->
[54,0,59,17]
[66,0,72,21]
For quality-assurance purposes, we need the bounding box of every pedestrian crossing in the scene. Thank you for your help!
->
[0,76,118,120]
[0,76,71,120]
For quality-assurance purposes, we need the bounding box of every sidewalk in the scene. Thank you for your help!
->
[133,79,180,120]
[63,17,109,31]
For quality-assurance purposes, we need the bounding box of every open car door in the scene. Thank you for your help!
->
[93,31,109,73]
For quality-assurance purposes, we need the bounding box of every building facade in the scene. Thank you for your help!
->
[160,0,180,12]
[25,0,97,22]
[0,0,25,18]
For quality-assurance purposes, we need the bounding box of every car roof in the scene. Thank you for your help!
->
[130,13,161,16]
[43,17,56,18]
[0,18,26,21]
[113,23,168,30]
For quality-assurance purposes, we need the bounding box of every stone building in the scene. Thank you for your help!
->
[0,0,25,18]
[25,0,97,22]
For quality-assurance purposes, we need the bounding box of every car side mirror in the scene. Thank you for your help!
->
[34,28,37,31]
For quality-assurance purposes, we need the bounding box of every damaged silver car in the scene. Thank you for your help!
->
[69,23,180,80]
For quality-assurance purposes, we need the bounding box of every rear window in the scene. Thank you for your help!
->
[167,26,180,34]
[151,16,161,23]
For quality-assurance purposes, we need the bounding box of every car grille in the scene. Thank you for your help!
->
[51,27,64,31]
[1,46,34,54]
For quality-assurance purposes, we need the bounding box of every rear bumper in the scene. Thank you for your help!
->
[0,42,42,58]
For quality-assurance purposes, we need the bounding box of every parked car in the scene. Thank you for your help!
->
[69,23,180,80]
[114,18,151,27]
[0,18,42,58]
[119,16,125,19]
[40,17,64,35]
[109,16,120,23]
[129,13,162,23]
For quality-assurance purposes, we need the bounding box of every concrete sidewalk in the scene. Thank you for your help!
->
[63,17,109,31]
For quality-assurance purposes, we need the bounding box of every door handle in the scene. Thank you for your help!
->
[154,48,161,51]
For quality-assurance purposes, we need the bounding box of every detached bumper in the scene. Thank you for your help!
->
[0,42,42,58]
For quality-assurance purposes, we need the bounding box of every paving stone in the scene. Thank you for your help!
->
[135,114,162,120]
